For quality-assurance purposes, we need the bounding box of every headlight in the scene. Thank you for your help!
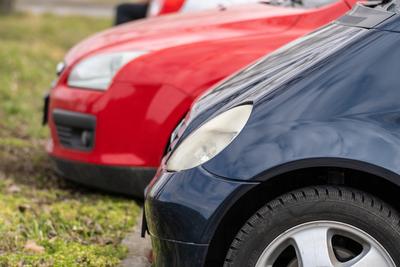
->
[167,104,253,171]
[68,51,148,90]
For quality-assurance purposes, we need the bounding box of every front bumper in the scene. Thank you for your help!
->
[150,235,209,267]
[47,82,171,167]
[144,166,258,266]
[52,156,155,197]
[46,75,194,197]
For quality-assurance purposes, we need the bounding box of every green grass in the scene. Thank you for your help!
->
[0,13,111,139]
[0,13,141,266]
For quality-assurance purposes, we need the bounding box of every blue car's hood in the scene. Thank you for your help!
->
[184,4,396,131]
[168,4,400,182]
[180,23,365,139]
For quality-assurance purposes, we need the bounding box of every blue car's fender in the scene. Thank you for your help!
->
[203,22,400,185]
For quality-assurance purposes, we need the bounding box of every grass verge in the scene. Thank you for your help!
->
[0,13,141,266]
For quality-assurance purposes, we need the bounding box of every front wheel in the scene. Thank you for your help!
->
[224,186,400,267]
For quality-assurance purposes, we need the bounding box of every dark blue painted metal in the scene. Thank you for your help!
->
[145,7,400,267]
[150,235,209,267]
[204,26,400,181]
[145,167,257,243]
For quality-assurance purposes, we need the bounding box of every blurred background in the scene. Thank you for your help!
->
[5,0,134,17]
[0,1,149,266]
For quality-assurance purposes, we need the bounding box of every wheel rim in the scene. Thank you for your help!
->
[255,221,396,267]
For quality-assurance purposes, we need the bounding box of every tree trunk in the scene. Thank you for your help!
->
[0,0,15,14]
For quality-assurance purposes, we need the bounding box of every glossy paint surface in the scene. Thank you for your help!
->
[179,0,259,13]
[49,1,354,168]
[146,167,257,243]
[150,235,209,267]
[156,0,185,16]
[202,24,400,182]
[145,10,400,266]
[148,0,261,17]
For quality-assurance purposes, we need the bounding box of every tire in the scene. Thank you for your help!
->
[224,186,400,267]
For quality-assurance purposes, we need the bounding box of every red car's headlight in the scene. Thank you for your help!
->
[67,51,148,91]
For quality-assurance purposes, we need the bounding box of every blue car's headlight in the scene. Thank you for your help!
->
[68,51,148,90]
[167,104,253,171]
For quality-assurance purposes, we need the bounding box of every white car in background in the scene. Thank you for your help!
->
[116,0,258,25]
[148,0,259,17]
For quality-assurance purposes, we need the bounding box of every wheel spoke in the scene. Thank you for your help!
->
[349,246,393,267]
[255,221,394,267]
[291,226,335,267]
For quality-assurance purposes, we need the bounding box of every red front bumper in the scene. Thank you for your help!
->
[47,82,177,168]
[46,75,191,197]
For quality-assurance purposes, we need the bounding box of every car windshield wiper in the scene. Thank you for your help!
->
[259,0,304,7]
[366,0,400,12]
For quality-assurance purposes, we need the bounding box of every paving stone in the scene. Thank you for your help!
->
[119,211,152,267]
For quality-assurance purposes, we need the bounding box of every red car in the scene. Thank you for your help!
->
[116,0,259,25]
[46,0,357,197]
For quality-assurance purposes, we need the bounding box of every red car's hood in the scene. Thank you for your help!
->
[65,3,304,63]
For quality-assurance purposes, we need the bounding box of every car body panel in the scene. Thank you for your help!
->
[201,24,400,182]
[145,7,400,266]
[150,0,357,17]
[149,0,186,17]
[65,3,306,63]
[146,167,257,266]
[125,1,355,97]
[48,1,356,195]
[146,167,257,243]
[148,0,260,17]
[179,0,259,13]
[49,82,192,166]
[150,235,209,267]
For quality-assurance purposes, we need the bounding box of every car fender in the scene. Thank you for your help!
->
[205,115,400,184]
[202,29,400,182]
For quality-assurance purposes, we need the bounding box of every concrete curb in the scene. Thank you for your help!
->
[119,210,152,267]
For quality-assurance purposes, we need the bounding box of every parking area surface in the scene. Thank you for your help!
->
[119,211,152,267]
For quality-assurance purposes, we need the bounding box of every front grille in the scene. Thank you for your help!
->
[56,125,73,146]
[53,109,96,151]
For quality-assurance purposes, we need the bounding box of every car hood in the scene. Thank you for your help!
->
[178,22,367,141]
[187,4,396,124]
[65,3,304,63]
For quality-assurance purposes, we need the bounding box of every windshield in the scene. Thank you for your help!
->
[260,0,338,8]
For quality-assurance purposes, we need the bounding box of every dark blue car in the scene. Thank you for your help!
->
[144,1,400,266]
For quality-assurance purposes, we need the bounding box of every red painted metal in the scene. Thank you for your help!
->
[48,1,355,169]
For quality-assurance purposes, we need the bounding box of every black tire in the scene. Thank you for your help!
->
[224,186,400,267]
